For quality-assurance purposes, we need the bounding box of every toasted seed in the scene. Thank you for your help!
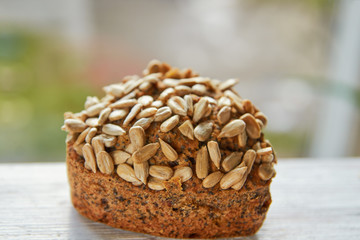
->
[252,141,261,151]
[158,88,175,101]
[103,84,124,97]
[125,144,136,154]
[151,100,163,108]
[159,139,178,161]
[73,143,85,156]
[123,103,143,126]
[149,165,174,180]
[256,119,264,129]
[102,124,126,136]
[96,151,114,175]
[160,115,180,132]
[167,96,187,116]
[133,143,160,163]
[242,99,254,114]
[175,85,192,96]
[110,99,137,109]
[82,143,97,173]
[123,79,144,94]
[110,150,131,164]
[136,107,157,119]
[192,84,207,95]
[65,132,77,144]
[224,90,244,113]
[207,141,221,169]
[117,163,139,182]
[204,96,217,105]
[137,95,153,107]
[75,127,90,145]
[184,95,193,116]
[242,149,256,175]
[262,154,274,163]
[97,107,111,125]
[231,173,248,190]
[178,120,194,140]
[120,90,137,101]
[139,81,152,91]
[193,97,209,123]
[173,166,193,182]
[64,119,87,132]
[218,119,246,138]
[148,177,165,190]
[218,96,232,107]
[134,162,149,184]
[219,78,239,91]
[237,130,247,148]
[84,96,100,109]
[86,103,106,117]
[85,127,98,143]
[154,106,172,122]
[196,146,209,179]
[217,106,231,125]
[85,118,99,127]
[222,152,243,172]
[84,161,92,171]
[202,171,224,188]
[194,121,213,142]
[126,156,134,165]
[133,117,154,130]
[163,78,179,87]
[257,147,273,156]
[258,163,276,181]
[101,94,115,104]
[254,111,268,127]
[91,136,105,155]
[240,113,261,139]
[204,104,212,118]
[129,126,145,151]
[220,166,247,189]
[100,134,117,148]
[109,109,128,121]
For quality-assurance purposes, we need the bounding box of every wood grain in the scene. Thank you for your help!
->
[0,159,359,240]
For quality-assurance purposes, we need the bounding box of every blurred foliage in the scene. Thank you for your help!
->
[0,28,97,162]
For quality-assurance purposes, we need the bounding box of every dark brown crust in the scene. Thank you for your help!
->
[67,144,272,239]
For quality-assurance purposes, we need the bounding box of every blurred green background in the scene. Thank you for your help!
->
[0,0,359,162]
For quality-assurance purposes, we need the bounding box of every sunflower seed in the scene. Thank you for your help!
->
[120,89,138,100]
[101,94,115,104]
[110,150,131,164]
[73,143,85,156]
[110,99,137,108]
[167,96,187,116]
[74,127,90,145]
[178,120,194,140]
[96,151,114,175]
[207,141,221,169]
[220,166,247,189]
[100,134,117,148]
[204,104,212,118]
[218,119,246,138]
[116,163,139,182]
[256,119,264,129]
[222,152,243,172]
[194,121,213,142]
[242,99,254,114]
[85,127,98,143]
[193,97,209,123]
[261,153,274,163]
[154,106,172,122]
[133,143,160,163]
[65,132,77,144]
[123,79,144,94]
[160,115,179,132]
[218,96,232,108]
[103,84,124,97]
[202,171,223,188]
[86,103,106,117]
[219,78,239,91]
[158,88,175,101]
[85,118,99,127]
[258,163,276,181]
[204,96,217,105]
[123,103,143,126]
[64,119,87,132]
[129,126,145,151]
[175,85,192,96]
[184,95,193,116]
[134,161,149,184]
[139,81,152,91]
[109,109,129,122]
[84,96,100,109]
[138,95,153,107]
[237,129,247,148]
[148,177,165,190]
[196,146,209,179]
[240,113,261,139]
[84,161,91,170]
[143,72,161,83]
[91,136,105,155]
[163,78,179,87]
[149,165,174,180]
[257,147,272,156]
[217,106,231,125]
[173,166,193,182]
[224,90,244,113]
[252,141,261,151]
[136,107,157,119]
[125,144,136,154]
[242,149,256,174]
[133,117,154,130]
[231,173,247,190]
[97,107,111,125]
[159,139,178,161]
[254,111,268,127]
[82,143,97,173]
[102,124,126,136]
[192,84,207,95]
[151,100,164,108]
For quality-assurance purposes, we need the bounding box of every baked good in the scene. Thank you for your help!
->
[62,60,276,239]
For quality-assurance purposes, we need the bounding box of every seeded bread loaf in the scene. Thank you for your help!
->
[63,60,276,239]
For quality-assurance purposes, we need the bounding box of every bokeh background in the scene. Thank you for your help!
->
[0,0,359,163]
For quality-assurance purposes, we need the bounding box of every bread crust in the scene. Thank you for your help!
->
[67,144,272,239]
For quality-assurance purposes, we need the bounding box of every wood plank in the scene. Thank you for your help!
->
[0,159,359,240]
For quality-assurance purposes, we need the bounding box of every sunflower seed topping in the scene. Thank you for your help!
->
[207,141,221,169]
[160,115,179,132]
[154,106,172,122]
[173,166,193,182]
[202,171,223,188]
[159,139,178,161]
[167,96,187,116]
[218,119,246,138]
[178,120,194,140]
[110,150,131,165]
[196,146,209,179]
[64,119,87,132]
[102,124,126,136]
[149,165,174,180]
[222,152,243,172]
[129,126,145,151]
[194,121,213,142]
[220,166,247,189]
[96,151,114,175]
[133,143,160,163]
[193,97,209,123]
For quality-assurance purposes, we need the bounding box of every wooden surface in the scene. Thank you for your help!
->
[0,158,359,240]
